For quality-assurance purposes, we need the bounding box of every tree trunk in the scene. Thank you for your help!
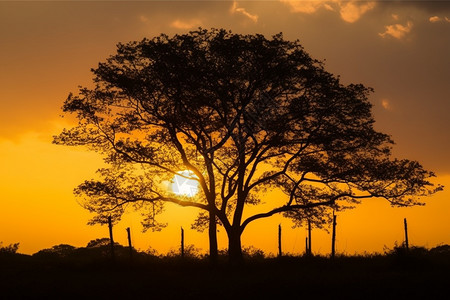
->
[404,218,409,251]
[228,229,243,265]
[209,211,218,265]
[331,214,337,259]
[108,216,115,262]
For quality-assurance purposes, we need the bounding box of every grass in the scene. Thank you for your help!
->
[1,244,449,299]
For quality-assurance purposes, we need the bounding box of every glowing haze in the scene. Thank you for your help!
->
[1,1,449,256]
[171,171,199,197]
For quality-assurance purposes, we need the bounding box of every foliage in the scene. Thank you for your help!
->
[0,242,20,254]
[429,244,450,255]
[144,246,160,257]
[33,244,77,258]
[242,246,266,260]
[166,244,204,259]
[2,248,449,299]
[54,28,442,262]
[86,237,120,248]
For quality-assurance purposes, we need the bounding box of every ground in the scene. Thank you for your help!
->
[1,246,449,299]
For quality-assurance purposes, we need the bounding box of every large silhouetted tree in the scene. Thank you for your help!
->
[54,28,442,264]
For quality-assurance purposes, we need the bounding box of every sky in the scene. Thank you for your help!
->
[1,1,449,256]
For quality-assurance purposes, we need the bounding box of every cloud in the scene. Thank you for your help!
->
[280,0,376,23]
[170,19,203,30]
[280,0,329,14]
[338,1,376,23]
[379,21,413,40]
[429,16,450,23]
[139,15,149,23]
[230,1,258,23]
[381,99,392,111]
[429,16,441,23]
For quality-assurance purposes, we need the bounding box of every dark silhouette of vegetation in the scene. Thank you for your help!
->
[54,28,442,264]
[0,242,19,254]
[1,241,449,299]
[86,237,112,248]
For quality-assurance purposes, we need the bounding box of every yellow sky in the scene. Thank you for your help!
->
[1,1,449,255]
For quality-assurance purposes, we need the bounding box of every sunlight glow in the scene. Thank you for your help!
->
[171,170,199,197]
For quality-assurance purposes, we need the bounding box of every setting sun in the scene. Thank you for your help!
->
[171,170,199,197]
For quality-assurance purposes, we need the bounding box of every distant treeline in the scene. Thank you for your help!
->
[1,238,450,264]
[1,240,449,299]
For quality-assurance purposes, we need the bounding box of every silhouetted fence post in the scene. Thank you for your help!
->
[404,218,409,251]
[108,216,115,262]
[307,220,312,256]
[126,227,133,263]
[181,227,184,258]
[331,213,337,259]
[278,224,282,257]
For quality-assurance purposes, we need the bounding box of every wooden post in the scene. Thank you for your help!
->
[308,220,312,256]
[404,218,409,251]
[331,214,337,259]
[108,216,115,262]
[278,224,282,257]
[181,227,184,258]
[126,227,133,262]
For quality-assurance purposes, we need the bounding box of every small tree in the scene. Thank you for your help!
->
[54,28,442,264]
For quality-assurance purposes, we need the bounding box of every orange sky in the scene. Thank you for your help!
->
[1,1,449,256]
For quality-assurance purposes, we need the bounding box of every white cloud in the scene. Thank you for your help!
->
[379,21,413,40]
[170,19,203,30]
[230,1,258,23]
[280,0,376,23]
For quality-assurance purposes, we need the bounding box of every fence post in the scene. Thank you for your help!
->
[126,227,133,262]
[181,227,185,258]
[278,224,282,257]
[308,220,312,256]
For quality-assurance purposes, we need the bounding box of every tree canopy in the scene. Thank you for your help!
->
[54,28,442,263]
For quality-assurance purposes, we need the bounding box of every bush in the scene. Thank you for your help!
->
[0,242,20,254]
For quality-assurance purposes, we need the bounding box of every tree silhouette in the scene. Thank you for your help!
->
[0,242,20,254]
[54,28,442,264]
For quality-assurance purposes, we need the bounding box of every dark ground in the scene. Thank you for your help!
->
[1,246,449,299]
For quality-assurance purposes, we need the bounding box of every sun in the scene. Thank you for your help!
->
[171,170,199,197]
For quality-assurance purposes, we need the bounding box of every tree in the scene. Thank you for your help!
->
[86,238,116,248]
[33,244,77,258]
[54,28,442,264]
